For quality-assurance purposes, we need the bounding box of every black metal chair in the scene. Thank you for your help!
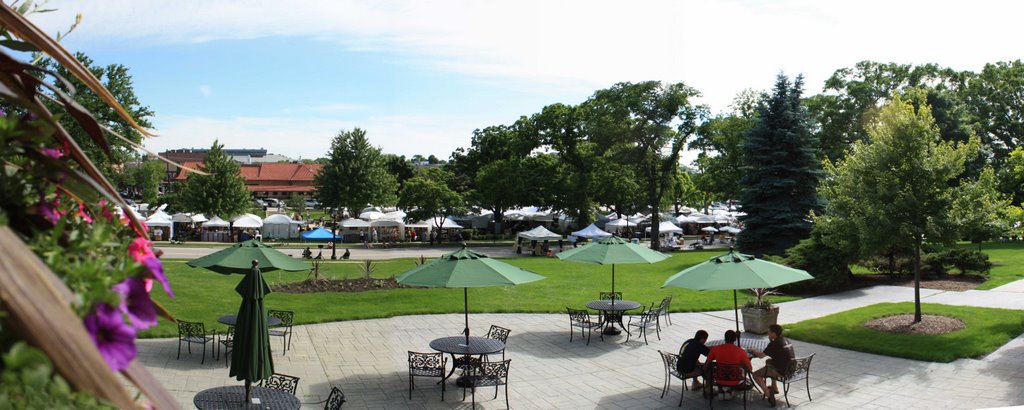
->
[658,350,688,406]
[215,325,234,368]
[260,372,300,395]
[567,308,603,345]
[599,291,622,301]
[776,353,815,407]
[659,295,673,326]
[626,305,662,345]
[599,292,624,327]
[324,386,346,409]
[483,325,511,360]
[707,362,755,409]
[268,309,295,354]
[463,359,511,408]
[408,351,446,401]
[176,321,214,364]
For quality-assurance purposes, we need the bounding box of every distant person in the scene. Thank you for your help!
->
[342,248,350,260]
[568,235,577,248]
[359,229,365,244]
[371,228,378,243]
[678,330,710,389]
[302,247,312,259]
[748,324,795,406]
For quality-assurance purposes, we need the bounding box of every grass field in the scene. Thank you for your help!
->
[142,249,797,338]
[971,241,1024,289]
[785,302,1024,362]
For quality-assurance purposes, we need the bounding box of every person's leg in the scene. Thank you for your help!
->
[765,367,781,393]
[752,367,770,396]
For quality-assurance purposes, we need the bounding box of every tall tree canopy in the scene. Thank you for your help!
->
[179,141,252,218]
[315,128,399,216]
[818,94,979,322]
[398,168,465,228]
[738,74,823,257]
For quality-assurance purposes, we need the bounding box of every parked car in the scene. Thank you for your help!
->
[264,198,281,207]
[304,199,319,208]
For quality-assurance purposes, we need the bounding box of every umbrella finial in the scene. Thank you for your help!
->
[251,259,259,268]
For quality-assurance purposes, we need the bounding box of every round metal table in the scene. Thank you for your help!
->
[430,336,506,387]
[585,299,642,335]
[218,314,282,327]
[193,386,300,410]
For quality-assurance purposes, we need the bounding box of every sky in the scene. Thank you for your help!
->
[27,0,1024,165]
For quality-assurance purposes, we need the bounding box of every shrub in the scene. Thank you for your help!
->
[942,248,992,278]
[781,230,853,292]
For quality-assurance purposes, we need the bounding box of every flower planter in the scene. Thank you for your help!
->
[741,305,779,334]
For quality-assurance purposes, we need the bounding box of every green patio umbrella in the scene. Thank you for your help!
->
[229,260,274,403]
[662,248,814,335]
[556,236,669,304]
[396,246,545,345]
[186,239,309,274]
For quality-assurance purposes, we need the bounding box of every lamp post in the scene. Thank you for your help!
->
[330,211,338,260]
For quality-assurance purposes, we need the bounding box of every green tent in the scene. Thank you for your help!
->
[229,262,274,402]
[186,240,309,274]
[396,246,545,344]
[557,236,668,298]
[662,249,814,334]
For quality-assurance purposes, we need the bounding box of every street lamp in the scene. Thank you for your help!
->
[330,211,338,260]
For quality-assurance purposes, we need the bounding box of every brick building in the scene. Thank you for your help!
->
[174,161,322,200]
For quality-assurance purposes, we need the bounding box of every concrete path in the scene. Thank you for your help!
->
[137,284,1024,409]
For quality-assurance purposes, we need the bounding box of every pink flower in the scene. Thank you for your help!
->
[128,237,155,261]
[83,304,137,371]
[140,255,174,298]
[77,203,93,224]
[112,277,157,330]
[41,147,63,159]
[98,200,116,223]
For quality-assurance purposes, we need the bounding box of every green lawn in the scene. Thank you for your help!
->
[971,241,1024,289]
[785,302,1024,362]
[143,250,797,338]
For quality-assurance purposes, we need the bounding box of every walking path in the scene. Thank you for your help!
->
[138,282,1024,409]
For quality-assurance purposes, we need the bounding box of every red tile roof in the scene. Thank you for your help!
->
[174,162,322,185]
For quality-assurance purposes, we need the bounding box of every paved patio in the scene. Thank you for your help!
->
[137,285,1024,409]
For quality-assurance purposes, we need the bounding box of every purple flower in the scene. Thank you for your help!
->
[83,303,137,371]
[140,255,174,298]
[41,147,63,159]
[113,277,157,330]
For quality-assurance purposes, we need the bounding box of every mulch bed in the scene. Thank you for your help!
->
[272,277,410,294]
[864,314,966,335]
[854,274,984,292]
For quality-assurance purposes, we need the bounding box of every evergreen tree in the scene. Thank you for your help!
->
[179,141,252,218]
[315,128,399,215]
[738,74,823,257]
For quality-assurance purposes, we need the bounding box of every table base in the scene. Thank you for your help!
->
[602,326,623,335]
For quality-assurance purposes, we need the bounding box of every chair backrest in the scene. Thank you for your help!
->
[783,353,815,382]
[566,308,592,324]
[222,325,235,342]
[658,350,681,378]
[485,325,511,343]
[324,386,346,410]
[660,295,672,311]
[268,309,295,326]
[711,362,747,385]
[408,351,444,372]
[177,321,204,337]
[479,359,511,385]
[261,372,300,395]
[599,291,622,301]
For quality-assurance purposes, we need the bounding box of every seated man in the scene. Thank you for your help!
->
[706,330,752,400]
[748,324,795,406]
[677,330,710,389]
[342,248,351,260]
[302,247,312,259]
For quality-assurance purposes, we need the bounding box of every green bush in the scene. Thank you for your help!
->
[943,248,992,278]
[920,252,946,279]
[781,230,853,292]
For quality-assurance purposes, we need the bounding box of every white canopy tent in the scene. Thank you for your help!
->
[646,221,683,235]
[603,218,631,233]
[190,213,208,223]
[263,214,301,239]
[231,213,263,225]
[170,213,193,223]
[676,215,700,224]
[517,225,562,241]
[572,223,612,239]
[231,214,263,229]
[359,210,385,221]
[145,211,173,240]
[701,226,719,233]
[202,216,230,228]
[339,218,371,228]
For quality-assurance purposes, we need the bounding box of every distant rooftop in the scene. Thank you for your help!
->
[164,148,268,157]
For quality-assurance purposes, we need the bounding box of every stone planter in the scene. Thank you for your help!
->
[741,305,779,334]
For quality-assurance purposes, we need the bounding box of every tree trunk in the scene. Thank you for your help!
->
[913,237,922,323]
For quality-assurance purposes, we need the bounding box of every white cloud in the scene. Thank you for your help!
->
[34,0,1024,112]
[282,102,369,114]
[144,113,495,161]
[198,85,212,97]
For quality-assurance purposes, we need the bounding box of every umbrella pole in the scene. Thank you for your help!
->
[464,288,470,346]
[245,379,251,403]
[733,289,740,345]
[611,265,615,307]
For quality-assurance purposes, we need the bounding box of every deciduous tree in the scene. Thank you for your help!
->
[179,141,252,218]
[315,128,399,216]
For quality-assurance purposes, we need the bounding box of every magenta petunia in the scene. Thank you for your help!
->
[140,255,174,298]
[128,237,154,262]
[41,147,63,159]
[77,202,94,224]
[83,303,137,371]
[112,277,157,330]
[37,199,63,225]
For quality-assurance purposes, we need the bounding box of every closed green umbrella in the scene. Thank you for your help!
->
[396,246,545,344]
[662,249,814,334]
[229,260,274,403]
[186,239,309,274]
[556,236,669,304]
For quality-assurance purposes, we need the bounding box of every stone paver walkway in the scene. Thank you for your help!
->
[138,284,1024,409]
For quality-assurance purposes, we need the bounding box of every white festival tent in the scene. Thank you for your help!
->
[571,223,612,239]
[603,218,631,233]
[358,210,385,221]
[720,226,742,234]
[231,214,264,229]
[190,214,208,223]
[263,214,301,239]
[517,225,562,241]
[339,218,371,228]
[645,221,683,235]
[202,216,230,228]
[676,215,700,224]
[170,213,193,223]
[701,226,719,233]
[145,210,173,240]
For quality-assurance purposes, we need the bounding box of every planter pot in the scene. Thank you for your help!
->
[741,306,779,334]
